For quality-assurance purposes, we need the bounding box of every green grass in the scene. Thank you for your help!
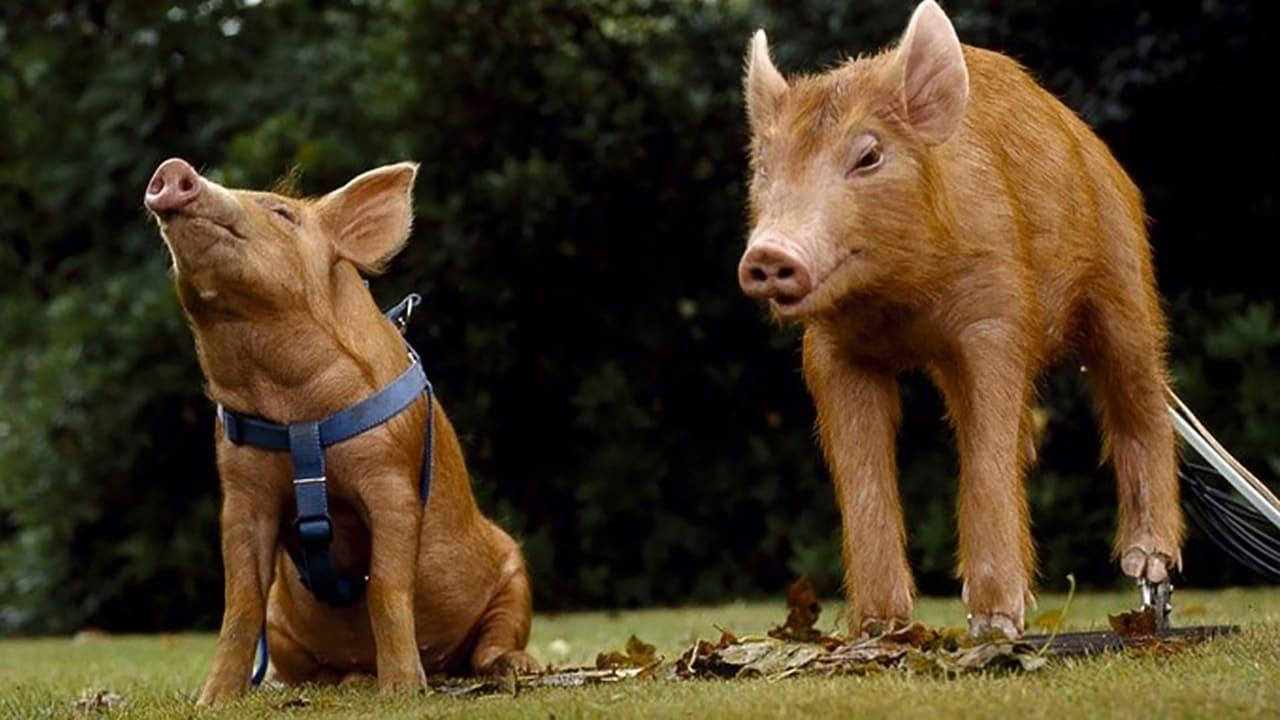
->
[3,588,1279,719]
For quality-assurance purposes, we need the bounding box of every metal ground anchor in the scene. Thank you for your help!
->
[1139,578,1173,631]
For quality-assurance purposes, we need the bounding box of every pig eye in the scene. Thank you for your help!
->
[270,206,298,224]
[846,135,883,178]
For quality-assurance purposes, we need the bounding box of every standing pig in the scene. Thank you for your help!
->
[738,1,1182,637]
[145,158,538,703]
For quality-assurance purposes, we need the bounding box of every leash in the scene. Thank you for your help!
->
[216,293,431,685]
[1130,389,1280,630]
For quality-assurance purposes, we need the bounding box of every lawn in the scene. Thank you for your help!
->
[2,587,1278,719]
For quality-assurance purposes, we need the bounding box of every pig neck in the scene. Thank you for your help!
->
[191,263,410,424]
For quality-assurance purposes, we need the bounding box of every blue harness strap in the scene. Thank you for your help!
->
[217,295,434,684]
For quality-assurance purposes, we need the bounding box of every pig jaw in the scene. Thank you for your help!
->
[156,192,322,317]
[153,180,252,275]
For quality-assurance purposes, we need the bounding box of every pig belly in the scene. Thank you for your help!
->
[267,567,380,676]
[265,543,490,680]
[1031,273,1088,367]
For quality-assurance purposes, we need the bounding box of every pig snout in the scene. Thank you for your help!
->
[145,158,202,214]
[738,240,814,304]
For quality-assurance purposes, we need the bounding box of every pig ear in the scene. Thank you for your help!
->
[317,162,418,274]
[745,29,787,131]
[891,1,969,145]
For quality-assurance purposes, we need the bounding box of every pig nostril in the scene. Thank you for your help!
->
[750,268,767,282]
[179,177,193,192]
[777,267,794,279]
[149,178,164,194]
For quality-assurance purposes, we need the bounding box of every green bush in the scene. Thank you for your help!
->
[1,0,1274,633]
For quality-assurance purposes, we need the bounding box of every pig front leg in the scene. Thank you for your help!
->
[933,326,1035,638]
[803,330,914,634]
[361,477,427,692]
[199,487,279,705]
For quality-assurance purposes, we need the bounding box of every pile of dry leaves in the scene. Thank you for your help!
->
[672,579,1048,681]
[434,579,1067,697]
[423,578,1232,698]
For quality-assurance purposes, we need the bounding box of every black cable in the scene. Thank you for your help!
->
[1181,469,1280,582]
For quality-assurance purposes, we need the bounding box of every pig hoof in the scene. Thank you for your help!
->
[1120,546,1175,584]
[967,612,1022,640]
[481,650,542,676]
[858,616,910,638]
[377,664,427,694]
[339,672,375,688]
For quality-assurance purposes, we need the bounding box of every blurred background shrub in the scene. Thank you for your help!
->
[0,0,1274,633]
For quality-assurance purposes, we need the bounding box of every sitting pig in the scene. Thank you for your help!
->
[738,1,1182,637]
[145,158,538,704]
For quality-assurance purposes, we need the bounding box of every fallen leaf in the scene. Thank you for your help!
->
[768,578,842,648]
[1017,653,1048,672]
[768,578,822,641]
[1031,609,1064,632]
[1108,606,1158,637]
[596,634,658,669]
[714,639,780,670]
[527,667,648,689]
[826,641,908,666]
[712,625,738,647]
[72,629,108,644]
[72,690,122,714]
[744,643,825,677]
[881,622,939,649]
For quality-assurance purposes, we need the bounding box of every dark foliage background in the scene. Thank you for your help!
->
[0,0,1275,634]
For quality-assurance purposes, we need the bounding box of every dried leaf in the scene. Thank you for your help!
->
[740,642,825,677]
[951,642,1011,670]
[712,625,738,647]
[768,578,823,642]
[626,635,658,664]
[1031,609,1064,632]
[276,696,311,710]
[881,622,939,649]
[72,629,108,644]
[72,690,122,714]
[529,667,648,689]
[715,639,781,669]
[826,641,908,666]
[1108,606,1159,637]
[432,679,491,697]
[1017,653,1049,672]
[596,634,658,669]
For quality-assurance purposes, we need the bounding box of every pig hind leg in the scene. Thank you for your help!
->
[1081,269,1184,583]
[470,550,540,675]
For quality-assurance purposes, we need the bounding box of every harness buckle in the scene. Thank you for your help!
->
[217,404,244,444]
[295,516,333,545]
[392,293,422,334]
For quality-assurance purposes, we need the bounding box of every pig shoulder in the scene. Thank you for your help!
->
[933,47,1149,357]
[947,46,1144,250]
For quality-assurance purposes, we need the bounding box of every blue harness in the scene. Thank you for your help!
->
[215,293,431,685]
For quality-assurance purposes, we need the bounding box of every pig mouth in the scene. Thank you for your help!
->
[161,213,246,262]
[185,215,246,242]
[773,293,805,309]
[166,214,246,247]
